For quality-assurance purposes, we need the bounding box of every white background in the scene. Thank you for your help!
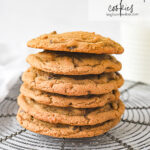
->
[0,0,120,65]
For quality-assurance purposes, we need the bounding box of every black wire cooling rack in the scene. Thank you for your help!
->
[0,78,150,150]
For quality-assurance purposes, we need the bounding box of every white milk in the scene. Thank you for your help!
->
[120,20,150,84]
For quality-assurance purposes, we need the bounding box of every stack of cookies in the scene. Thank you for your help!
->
[17,31,125,138]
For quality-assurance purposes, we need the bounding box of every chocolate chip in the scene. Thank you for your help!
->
[50,40,53,44]
[112,90,116,94]
[31,116,34,121]
[67,46,77,50]
[51,31,57,34]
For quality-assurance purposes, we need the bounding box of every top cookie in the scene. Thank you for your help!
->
[27,31,124,54]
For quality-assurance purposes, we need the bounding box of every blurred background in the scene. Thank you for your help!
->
[0,0,150,100]
[0,0,121,65]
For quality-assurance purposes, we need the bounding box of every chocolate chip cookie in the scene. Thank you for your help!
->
[17,108,121,138]
[26,51,121,75]
[27,31,124,54]
[22,67,124,96]
[18,94,125,126]
[20,83,120,108]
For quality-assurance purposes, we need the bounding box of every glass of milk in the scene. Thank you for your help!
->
[120,20,150,84]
